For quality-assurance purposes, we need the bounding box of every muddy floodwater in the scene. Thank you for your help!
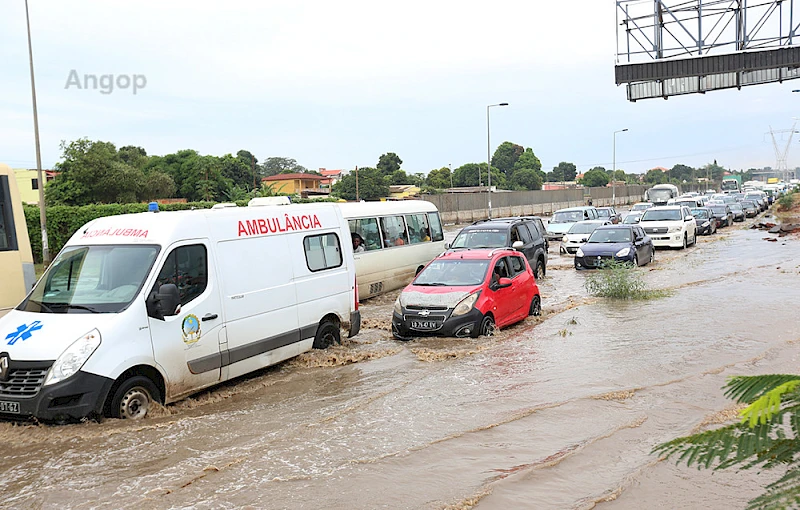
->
[2,215,800,509]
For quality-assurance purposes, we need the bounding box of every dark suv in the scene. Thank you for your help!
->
[448,217,548,279]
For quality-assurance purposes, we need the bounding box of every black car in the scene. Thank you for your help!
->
[574,224,654,269]
[740,200,759,218]
[449,217,548,279]
[690,207,717,235]
[708,204,733,228]
[728,202,745,222]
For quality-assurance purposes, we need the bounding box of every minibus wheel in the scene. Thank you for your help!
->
[109,376,160,420]
[313,319,341,349]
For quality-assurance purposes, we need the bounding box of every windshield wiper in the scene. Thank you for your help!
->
[26,299,55,313]
[52,304,101,313]
[414,282,447,286]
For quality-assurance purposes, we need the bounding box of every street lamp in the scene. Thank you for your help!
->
[486,102,508,218]
[612,128,628,206]
[25,0,49,264]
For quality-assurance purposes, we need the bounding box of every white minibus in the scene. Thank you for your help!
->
[0,201,360,422]
[336,201,446,299]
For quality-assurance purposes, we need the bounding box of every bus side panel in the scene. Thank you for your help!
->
[215,235,301,381]
[355,241,444,299]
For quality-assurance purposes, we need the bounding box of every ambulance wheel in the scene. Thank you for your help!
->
[109,376,160,420]
[313,319,340,349]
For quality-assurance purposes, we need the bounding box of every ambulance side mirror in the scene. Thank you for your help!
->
[147,283,180,320]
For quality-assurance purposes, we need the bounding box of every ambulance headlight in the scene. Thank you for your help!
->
[44,329,101,386]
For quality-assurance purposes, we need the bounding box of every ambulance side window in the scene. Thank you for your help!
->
[156,244,208,305]
[303,233,342,272]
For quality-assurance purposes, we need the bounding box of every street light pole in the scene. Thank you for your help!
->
[25,0,49,264]
[612,128,628,207]
[487,102,508,219]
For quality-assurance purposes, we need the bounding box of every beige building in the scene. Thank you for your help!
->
[1,163,36,314]
[14,168,55,205]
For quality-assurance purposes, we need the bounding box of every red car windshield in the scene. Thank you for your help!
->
[414,259,490,287]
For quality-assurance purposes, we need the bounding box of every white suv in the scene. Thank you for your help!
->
[638,205,697,249]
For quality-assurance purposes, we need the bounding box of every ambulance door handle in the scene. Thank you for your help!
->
[202,313,218,322]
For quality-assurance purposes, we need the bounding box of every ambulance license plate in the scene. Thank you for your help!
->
[0,401,20,414]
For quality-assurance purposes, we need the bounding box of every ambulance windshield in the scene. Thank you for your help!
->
[18,245,160,314]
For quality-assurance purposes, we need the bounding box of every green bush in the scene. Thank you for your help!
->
[584,259,669,300]
[777,192,796,212]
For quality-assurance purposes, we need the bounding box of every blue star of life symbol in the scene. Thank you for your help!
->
[5,321,43,346]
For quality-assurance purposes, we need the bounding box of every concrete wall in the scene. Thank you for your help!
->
[427,186,648,224]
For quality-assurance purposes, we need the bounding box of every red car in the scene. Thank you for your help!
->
[392,248,541,340]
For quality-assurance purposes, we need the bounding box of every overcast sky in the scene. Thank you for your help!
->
[1,0,798,175]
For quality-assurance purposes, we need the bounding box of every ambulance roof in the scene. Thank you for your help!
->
[64,202,345,248]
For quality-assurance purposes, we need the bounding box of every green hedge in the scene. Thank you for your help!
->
[24,198,340,263]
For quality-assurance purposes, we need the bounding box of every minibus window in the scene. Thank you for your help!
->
[428,212,444,242]
[0,175,18,251]
[155,245,208,306]
[348,218,382,251]
[405,214,431,244]
[304,233,343,272]
[19,245,159,314]
[380,216,408,247]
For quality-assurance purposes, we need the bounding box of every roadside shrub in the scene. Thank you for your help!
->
[777,192,796,212]
[584,259,669,300]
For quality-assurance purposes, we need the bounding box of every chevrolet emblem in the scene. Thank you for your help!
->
[418,310,430,317]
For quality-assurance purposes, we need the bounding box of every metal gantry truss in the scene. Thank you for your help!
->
[615,1,800,100]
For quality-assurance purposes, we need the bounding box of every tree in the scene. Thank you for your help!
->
[426,167,452,189]
[513,148,543,175]
[118,145,148,169]
[510,168,543,190]
[333,167,389,201]
[655,374,800,510]
[548,162,577,182]
[377,152,403,176]
[452,163,507,189]
[141,170,176,200]
[579,168,610,188]
[671,164,695,183]
[389,169,411,185]
[491,142,524,175]
[262,157,307,177]
[644,168,668,185]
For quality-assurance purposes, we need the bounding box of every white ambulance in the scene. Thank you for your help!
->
[0,200,360,422]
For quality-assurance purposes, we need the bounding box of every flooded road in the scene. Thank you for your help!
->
[2,214,800,509]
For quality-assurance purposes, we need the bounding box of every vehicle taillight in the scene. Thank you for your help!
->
[354,276,359,310]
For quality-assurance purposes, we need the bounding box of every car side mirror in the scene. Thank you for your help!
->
[512,240,524,250]
[146,283,180,320]
[444,242,450,250]
[685,215,694,221]
[496,277,512,289]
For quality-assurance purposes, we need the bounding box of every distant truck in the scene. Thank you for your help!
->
[644,184,680,206]
[721,175,742,193]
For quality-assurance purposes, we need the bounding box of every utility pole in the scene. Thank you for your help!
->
[355,166,359,201]
[449,163,453,189]
[25,0,49,264]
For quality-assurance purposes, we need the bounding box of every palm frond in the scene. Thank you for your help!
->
[746,466,800,510]
[725,375,800,404]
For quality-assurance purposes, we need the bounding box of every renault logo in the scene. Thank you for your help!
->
[418,310,430,317]
[0,355,8,382]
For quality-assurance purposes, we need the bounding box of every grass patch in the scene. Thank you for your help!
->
[584,259,671,300]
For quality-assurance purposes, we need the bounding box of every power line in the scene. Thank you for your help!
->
[575,142,765,169]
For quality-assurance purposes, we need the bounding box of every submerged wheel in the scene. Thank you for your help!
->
[534,259,545,280]
[109,376,160,420]
[649,247,655,264]
[529,295,541,316]
[632,254,639,267]
[682,234,687,249]
[478,315,496,337]
[313,319,340,349]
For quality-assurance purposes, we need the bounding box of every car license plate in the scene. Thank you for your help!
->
[411,320,441,330]
[0,401,20,414]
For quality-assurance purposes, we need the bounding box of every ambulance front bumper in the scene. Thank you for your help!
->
[0,362,113,422]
